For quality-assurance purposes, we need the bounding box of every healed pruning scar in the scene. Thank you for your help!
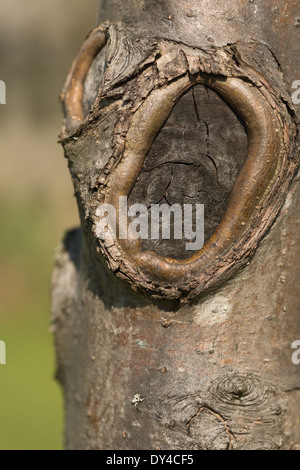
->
[61,23,296,300]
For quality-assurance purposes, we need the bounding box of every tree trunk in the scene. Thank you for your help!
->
[52,0,300,450]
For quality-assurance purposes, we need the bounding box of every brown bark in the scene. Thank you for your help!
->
[52,0,300,450]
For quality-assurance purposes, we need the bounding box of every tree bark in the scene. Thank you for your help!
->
[52,0,300,450]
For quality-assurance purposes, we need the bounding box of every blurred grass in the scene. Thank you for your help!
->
[0,195,81,449]
[0,307,62,450]
[0,199,67,449]
[0,0,99,450]
[0,107,80,453]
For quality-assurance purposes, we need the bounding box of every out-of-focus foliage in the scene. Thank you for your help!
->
[0,0,99,450]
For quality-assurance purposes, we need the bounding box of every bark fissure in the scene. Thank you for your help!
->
[191,87,220,186]
[186,405,236,450]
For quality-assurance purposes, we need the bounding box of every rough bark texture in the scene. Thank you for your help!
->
[52,0,300,450]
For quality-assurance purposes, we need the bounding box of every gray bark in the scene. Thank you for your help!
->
[52,0,300,450]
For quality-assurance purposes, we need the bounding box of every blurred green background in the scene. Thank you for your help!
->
[0,0,100,450]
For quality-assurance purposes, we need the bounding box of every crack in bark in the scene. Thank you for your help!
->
[283,387,300,393]
[143,160,204,172]
[192,87,220,186]
[186,405,236,450]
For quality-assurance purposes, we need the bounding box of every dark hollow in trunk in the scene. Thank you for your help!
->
[129,84,248,258]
